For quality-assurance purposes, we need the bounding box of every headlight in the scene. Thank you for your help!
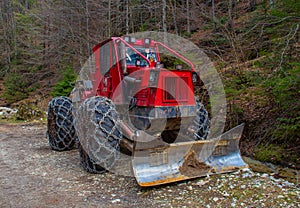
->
[149,70,159,87]
[124,36,130,42]
[144,38,151,45]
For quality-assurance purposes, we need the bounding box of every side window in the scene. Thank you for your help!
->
[126,47,137,65]
[112,42,116,67]
[116,41,127,73]
[100,42,111,75]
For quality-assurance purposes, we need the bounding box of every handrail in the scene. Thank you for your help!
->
[156,42,195,70]
[116,37,151,66]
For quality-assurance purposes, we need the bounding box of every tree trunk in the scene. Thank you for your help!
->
[85,0,90,53]
[108,0,111,36]
[162,0,167,42]
[186,0,190,34]
[170,0,178,35]
[212,0,216,31]
[228,0,233,31]
[126,0,129,34]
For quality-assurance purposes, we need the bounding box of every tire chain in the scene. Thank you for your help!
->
[47,96,77,151]
[78,143,106,173]
[191,97,210,140]
[75,96,122,171]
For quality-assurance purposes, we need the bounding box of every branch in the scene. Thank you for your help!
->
[241,16,299,38]
[278,24,299,72]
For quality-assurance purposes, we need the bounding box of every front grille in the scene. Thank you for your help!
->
[164,77,188,102]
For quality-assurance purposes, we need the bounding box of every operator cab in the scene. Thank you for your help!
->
[122,36,159,70]
[126,47,157,67]
[91,36,201,102]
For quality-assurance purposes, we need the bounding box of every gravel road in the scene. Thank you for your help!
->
[0,123,299,208]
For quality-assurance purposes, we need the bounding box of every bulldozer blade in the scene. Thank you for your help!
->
[132,124,248,187]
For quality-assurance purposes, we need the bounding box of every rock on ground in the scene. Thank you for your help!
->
[0,123,299,207]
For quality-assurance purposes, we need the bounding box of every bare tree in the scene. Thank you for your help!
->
[228,0,233,31]
[170,0,178,35]
[126,0,129,34]
[108,0,112,36]
[0,0,16,68]
[212,0,216,31]
[186,0,190,34]
[162,0,167,42]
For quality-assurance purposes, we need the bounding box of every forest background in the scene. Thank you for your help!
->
[0,0,299,168]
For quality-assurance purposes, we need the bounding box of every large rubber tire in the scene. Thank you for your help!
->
[75,96,122,171]
[191,97,210,140]
[161,130,179,143]
[46,96,77,151]
[78,143,105,173]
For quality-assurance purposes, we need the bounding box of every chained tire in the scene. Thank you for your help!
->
[191,97,210,140]
[75,96,122,172]
[78,143,105,173]
[46,96,77,151]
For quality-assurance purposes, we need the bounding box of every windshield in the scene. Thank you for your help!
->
[126,46,157,66]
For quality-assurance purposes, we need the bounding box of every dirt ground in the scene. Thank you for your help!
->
[0,123,299,208]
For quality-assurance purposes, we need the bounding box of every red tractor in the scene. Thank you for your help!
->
[47,36,247,186]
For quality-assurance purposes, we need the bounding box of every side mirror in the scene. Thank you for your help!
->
[156,62,164,69]
[192,72,201,86]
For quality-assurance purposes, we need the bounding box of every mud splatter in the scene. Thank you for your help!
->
[179,150,210,177]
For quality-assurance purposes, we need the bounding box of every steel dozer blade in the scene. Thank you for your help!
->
[132,124,248,187]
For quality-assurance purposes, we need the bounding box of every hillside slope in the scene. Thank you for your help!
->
[191,2,300,168]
